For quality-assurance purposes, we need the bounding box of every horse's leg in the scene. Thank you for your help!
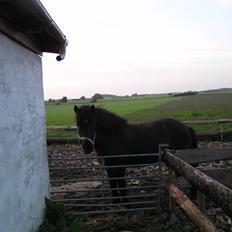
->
[117,167,129,204]
[106,168,120,204]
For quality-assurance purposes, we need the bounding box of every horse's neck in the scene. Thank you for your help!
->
[95,110,127,134]
[94,122,126,155]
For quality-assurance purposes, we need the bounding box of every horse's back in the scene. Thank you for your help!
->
[153,118,196,149]
[130,118,196,151]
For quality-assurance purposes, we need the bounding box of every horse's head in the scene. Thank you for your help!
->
[74,105,96,154]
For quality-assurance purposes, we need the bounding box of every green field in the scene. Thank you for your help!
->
[45,95,181,126]
[46,93,232,136]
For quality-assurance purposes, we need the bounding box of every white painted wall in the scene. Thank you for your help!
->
[0,33,49,232]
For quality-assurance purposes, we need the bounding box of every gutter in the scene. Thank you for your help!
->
[33,0,68,61]
[8,0,68,61]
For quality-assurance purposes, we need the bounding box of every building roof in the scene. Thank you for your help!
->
[0,0,68,60]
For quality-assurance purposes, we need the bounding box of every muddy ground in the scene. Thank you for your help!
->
[47,142,232,232]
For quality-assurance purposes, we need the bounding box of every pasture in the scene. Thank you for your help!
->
[46,92,232,136]
[45,95,180,126]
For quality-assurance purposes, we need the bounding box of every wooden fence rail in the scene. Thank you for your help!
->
[47,119,232,131]
[167,184,218,232]
[46,119,232,144]
[174,148,232,165]
[162,148,232,218]
[47,126,77,131]
[183,119,232,125]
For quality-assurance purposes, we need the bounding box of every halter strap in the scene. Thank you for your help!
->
[78,132,96,145]
[76,127,96,145]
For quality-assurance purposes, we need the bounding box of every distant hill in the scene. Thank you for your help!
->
[200,88,232,94]
[101,94,127,99]
[168,88,232,97]
[47,88,232,103]
[102,93,170,99]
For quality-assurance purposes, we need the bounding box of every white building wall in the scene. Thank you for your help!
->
[0,33,49,232]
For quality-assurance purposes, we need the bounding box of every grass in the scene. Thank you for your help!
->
[46,93,232,137]
[126,93,232,122]
[45,95,181,126]
[46,104,77,126]
[39,198,86,232]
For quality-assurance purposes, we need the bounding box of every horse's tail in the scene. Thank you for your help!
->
[188,126,198,148]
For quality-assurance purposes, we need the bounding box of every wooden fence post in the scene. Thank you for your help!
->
[163,150,232,218]
[197,191,206,211]
[220,124,224,142]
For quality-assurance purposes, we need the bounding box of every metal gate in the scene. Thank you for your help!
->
[48,148,166,214]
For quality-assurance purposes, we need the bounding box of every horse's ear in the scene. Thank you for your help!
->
[90,105,95,113]
[74,105,79,113]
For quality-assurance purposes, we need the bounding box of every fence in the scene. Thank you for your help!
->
[162,147,232,231]
[48,120,232,230]
[46,118,232,144]
[183,119,232,142]
[48,150,166,214]
[48,144,232,231]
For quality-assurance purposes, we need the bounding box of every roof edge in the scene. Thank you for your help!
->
[0,0,68,61]
[34,0,68,61]
[0,17,42,55]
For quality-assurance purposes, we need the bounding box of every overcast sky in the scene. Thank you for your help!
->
[41,0,232,100]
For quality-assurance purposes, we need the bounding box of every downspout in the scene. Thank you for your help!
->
[56,40,68,61]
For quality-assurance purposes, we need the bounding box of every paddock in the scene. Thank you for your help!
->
[48,141,232,231]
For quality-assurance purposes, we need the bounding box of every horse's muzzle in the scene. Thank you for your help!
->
[82,141,94,154]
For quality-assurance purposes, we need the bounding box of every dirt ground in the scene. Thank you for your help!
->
[47,142,232,232]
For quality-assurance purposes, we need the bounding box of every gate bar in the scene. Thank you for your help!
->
[71,206,159,215]
[50,175,159,183]
[50,162,159,171]
[65,200,157,207]
[48,153,159,160]
[53,193,160,202]
[51,185,159,193]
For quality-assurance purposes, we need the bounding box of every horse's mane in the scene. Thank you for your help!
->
[95,107,128,134]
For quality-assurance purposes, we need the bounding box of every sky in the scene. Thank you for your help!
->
[41,0,232,100]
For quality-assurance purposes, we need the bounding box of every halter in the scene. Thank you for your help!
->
[76,127,96,145]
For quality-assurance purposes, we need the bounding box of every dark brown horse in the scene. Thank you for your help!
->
[74,105,197,203]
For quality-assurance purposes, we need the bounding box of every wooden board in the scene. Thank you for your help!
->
[47,126,77,131]
[47,137,80,145]
[163,151,232,218]
[179,168,232,189]
[183,119,232,125]
[175,148,232,165]
[168,184,218,232]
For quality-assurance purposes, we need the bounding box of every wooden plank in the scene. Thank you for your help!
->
[197,130,232,136]
[179,168,232,189]
[175,148,232,165]
[47,137,80,145]
[167,184,218,232]
[46,119,232,131]
[183,119,232,125]
[46,126,232,145]
[46,131,232,144]
[47,126,77,131]
[47,118,232,130]
[163,151,232,218]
